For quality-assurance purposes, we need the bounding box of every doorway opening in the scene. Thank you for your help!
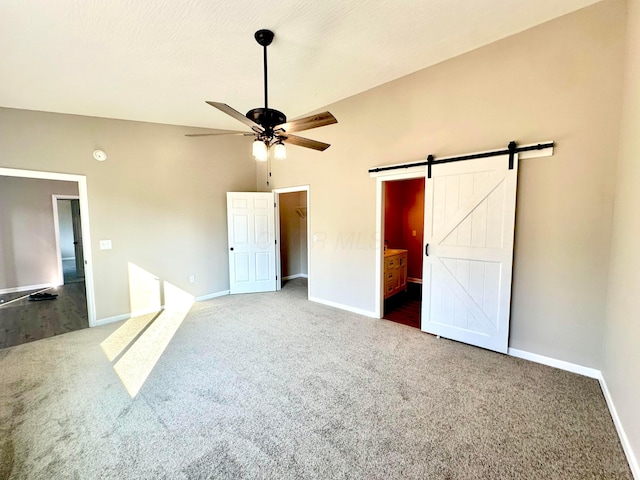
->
[382,178,425,328]
[0,168,96,336]
[0,175,94,348]
[274,186,309,296]
[53,196,85,285]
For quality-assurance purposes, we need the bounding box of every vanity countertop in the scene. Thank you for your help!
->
[384,248,407,257]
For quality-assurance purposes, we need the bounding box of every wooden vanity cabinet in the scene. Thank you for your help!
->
[384,249,408,299]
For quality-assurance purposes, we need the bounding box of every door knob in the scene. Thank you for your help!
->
[230,247,234,251]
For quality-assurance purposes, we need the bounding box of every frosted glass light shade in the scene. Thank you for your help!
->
[252,140,268,162]
[274,142,286,160]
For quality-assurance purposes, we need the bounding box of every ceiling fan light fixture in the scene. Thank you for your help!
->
[274,142,286,160]
[252,139,268,162]
[188,29,337,156]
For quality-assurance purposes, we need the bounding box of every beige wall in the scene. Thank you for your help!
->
[268,0,626,367]
[0,177,79,290]
[603,0,640,471]
[0,108,256,319]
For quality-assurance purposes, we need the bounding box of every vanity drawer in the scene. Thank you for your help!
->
[386,280,395,294]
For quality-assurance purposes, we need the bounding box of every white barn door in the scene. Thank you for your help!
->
[227,192,276,294]
[421,154,518,353]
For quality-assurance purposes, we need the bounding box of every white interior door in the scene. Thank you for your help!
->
[227,192,277,294]
[421,154,518,353]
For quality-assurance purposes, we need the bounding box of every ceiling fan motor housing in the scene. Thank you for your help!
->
[246,107,287,132]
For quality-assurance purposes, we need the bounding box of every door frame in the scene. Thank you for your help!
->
[0,167,97,327]
[52,194,81,286]
[374,167,426,319]
[273,185,310,293]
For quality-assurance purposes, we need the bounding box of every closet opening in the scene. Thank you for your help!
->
[383,177,425,328]
[275,187,309,295]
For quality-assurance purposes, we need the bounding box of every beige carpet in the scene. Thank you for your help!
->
[0,278,632,479]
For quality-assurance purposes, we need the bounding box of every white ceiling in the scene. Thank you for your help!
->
[0,0,600,131]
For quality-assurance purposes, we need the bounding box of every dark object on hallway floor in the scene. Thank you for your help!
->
[384,281,422,328]
[28,292,59,301]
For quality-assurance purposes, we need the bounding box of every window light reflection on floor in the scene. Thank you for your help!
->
[101,263,194,398]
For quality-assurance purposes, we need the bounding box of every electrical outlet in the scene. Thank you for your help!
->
[189,275,195,284]
[412,230,417,237]
[99,240,112,250]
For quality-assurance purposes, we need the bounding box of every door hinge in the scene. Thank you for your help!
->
[275,239,277,245]
[276,275,278,280]
[274,202,276,208]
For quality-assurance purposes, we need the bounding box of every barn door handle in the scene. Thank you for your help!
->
[425,243,429,256]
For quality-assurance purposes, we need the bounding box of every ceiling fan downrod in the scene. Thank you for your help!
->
[254,29,274,111]
[246,29,286,140]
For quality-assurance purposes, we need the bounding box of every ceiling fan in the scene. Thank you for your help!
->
[186,29,337,161]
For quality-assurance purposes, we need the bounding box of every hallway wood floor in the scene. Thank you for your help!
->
[0,282,88,349]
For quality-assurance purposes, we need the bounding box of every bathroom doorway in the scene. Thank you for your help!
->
[383,178,425,328]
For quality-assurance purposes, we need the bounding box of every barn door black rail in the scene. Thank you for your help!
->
[368,141,554,177]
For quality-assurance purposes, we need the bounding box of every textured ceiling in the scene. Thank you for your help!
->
[0,0,600,130]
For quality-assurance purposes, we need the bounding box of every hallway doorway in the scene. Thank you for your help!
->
[0,168,96,349]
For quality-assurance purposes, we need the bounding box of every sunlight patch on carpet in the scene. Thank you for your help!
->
[100,313,159,361]
[102,264,195,398]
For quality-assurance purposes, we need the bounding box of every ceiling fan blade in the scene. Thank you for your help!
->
[276,111,337,133]
[185,131,254,137]
[281,134,330,151]
[205,101,264,132]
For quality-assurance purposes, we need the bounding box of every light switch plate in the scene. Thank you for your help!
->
[99,240,112,250]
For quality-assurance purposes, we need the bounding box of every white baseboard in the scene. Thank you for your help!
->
[507,348,600,378]
[308,296,377,318]
[94,313,130,327]
[196,290,230,302]
[94,290,231,327]
[61,257,75,261]
[598,373,640,479]
[94,307,162,327]
[0,283,54,295]
[282,273,309,281]
[407,277,423,284]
